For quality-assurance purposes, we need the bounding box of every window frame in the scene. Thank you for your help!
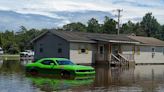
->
[39,48,43,53]
[56,60,75,65]
[58,48,62,53]
[78,44,89,54]
[151,47,155,58]
[99,45,104,54]
[81,48,86,53]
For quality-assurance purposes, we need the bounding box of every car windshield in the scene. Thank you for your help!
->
[56,60,75,65]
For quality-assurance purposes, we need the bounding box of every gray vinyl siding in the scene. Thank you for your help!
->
[34,32,69,60]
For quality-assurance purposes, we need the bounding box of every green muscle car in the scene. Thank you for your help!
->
[26,58,95,77]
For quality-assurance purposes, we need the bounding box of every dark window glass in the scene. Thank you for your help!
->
[152,48,155,52]
[81,49,86,53]
[152,48,155,58]
[40,48,43,53]
[41,60,55,65]
[100,46,104,54]
[56,60,74,65]
[58,48,62,53]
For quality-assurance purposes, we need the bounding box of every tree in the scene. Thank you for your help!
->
[133,22,146,36]
[63,22,87,32]
[102,16,117,34]
[121,21,146,36]
[159,25,164,40]
[140,13,160,37]
[121,21,135,34]
[87,18,100,33]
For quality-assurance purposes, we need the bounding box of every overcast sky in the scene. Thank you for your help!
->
[0,0,164,24]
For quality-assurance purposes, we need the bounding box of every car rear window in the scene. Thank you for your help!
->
[41,60,56,65]
[56,60,74,65]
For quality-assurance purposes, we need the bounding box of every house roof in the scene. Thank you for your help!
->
[31,30,164,46]
[49,30,139,44]
[129,36,164,46]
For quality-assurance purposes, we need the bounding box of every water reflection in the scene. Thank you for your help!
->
[20,60,32,66]
[1,60,164,92]
[94,65,164,92]
[27,75,94,91]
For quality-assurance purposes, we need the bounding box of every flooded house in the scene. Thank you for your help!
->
[31,30,164,65]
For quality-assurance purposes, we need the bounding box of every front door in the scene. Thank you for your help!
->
[111,44,121,55]
[98,44,105,61]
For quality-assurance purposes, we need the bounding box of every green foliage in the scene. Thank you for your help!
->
[140,13,160,37]
[0,26,43,54]
[159,25,164,40]
[63,22,87,32]
[87,18,101,33]
[102,16,117,34]
[0,12,163,54]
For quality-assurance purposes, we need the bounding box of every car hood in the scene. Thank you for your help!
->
[60,65,94,70]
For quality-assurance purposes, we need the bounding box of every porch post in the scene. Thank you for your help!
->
[108,43,112,62]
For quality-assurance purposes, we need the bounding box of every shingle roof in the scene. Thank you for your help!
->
[49,30,138,43]
[31,30,164,46]
[129,36,164,46]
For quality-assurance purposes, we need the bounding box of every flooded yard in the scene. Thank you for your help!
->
[1,60,164,92]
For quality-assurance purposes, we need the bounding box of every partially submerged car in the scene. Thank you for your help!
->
[26,58,95,77]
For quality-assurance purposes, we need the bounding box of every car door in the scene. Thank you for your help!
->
[39,60,57,74]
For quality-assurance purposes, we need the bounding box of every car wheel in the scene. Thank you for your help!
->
[29,69,38,75]
[60,71,71,78]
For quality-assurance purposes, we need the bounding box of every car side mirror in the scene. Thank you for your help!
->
[50,63,54,66]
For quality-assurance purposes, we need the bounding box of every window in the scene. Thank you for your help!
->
[56,60,74,65]
[78,48,88,54]
[81,49,86,53]
[39,48,43,53]
[58,48,62,53]
[99,46,104,54]
[152,47,155,58]
[78,45,89,54]
[152,48,155,52]
[41,60,56,65]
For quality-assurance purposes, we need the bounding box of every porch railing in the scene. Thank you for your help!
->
[119,54,134,62]
[110,53,134,66]
[110,54,121,65]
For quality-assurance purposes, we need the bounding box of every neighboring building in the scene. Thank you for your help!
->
[31,30,164,65]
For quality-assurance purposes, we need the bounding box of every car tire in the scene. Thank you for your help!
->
[60,71,71,78]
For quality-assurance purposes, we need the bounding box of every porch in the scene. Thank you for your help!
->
[95,40,139,66]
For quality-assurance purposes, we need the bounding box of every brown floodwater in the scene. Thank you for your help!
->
[1,60,164,92]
